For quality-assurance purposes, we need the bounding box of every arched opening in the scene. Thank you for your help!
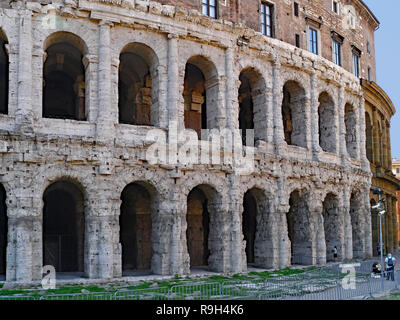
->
[238,68,267,146]
[377,121,383,166]
[0,31,8,115]
[184,56,219,138]
[242,187,274,268]
[118,43,159,126]
[186,187,210,268]
[0,184,7,276]
[282,81,307,148]
[43,180,85,273]
[350,192,364,259]
[120,182,154,275]
[322,193,342,261]
[43,32,86,120]
[287,190,312,265]
[365,112,373,162]
[243,190,257,264]
[318,92,336,153]
[345,103,358,158]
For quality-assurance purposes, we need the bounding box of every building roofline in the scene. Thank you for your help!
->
[357,0,380,28]
[361,79,396,117]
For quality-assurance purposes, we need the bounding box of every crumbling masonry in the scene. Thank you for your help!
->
[0,0,372,284]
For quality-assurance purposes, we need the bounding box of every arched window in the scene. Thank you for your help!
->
[183,56,219,138]
[282,81,307,148]
[43,33,86,120]
[318,92,336,153]
[365,112,373,162]
[118,43,159,126]
[238,68,267,146]
[344,103,358,158]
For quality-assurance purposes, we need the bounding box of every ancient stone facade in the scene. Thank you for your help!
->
[363,80,400,255]
[0,0,376,284]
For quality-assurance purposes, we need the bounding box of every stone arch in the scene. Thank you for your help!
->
[183,55,219,137]
[344,103,358,158]
[0,183,6,276]
[286,189,313,265]
[350,191,365,259]
[377,120,383,165]
[282,80,307,148]
[242,187,273,267]
[318,91,336,153]
[365,111,373,162]
[43,32,87,120]
[118,43,159,126]
[120,181,158,274]
[43,179,85,273]
[185,184,222,271]
[322,193,342,261]
[238,67,267,146]
[0,29,8,115]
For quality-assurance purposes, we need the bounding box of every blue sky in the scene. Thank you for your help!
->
[364,0,400,159]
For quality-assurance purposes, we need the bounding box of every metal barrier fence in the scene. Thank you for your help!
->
[1,263,399,300]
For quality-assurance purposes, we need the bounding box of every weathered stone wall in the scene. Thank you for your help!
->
[0,1,374,284]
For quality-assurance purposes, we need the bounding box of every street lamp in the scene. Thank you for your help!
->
[372,187,385,288]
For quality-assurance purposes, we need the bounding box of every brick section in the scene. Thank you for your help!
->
[157,0,377,81]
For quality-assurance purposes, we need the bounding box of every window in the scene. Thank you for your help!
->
[397,168,400,174]
[202,0,217,18]
[367,42,371,54]
[331,32,343,66]
[332,1,339,14]
[309,28,318,54]
[294,2,299,17]
[333,40,341,66]
[368,68,372,81]
[353,54,360,77]
[352,46,361,78]
[295,34,300,48]
[261,2,274,37]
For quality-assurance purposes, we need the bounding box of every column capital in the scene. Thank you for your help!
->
[167,33,179,40]
[99,20,113,27]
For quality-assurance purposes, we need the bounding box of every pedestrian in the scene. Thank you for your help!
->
[371,261,382,278]
[377,245,381,256]
[332,246,338,262]
[384,253,396,281]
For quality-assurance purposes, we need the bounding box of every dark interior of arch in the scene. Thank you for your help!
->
[282,81,307,148]
[287,190,311,265]
[0,185,7,275]
[238,73,254,146]
[0,35,8,115]
[43,181,84,273]
[43,42,85,120]
[345,104,358,158]
[186,187,210,267]
[120,183,153,271]
[350,193,364,259]
[322,193,340,261]
[184,63,207,138]
[119,52,152,125]
[318,92,336,153]
[243,190,257,264]
[365,112,373,162]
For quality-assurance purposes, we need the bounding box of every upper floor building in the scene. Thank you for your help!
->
[159,0,379,81]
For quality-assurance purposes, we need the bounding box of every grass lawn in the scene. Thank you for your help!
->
[0,266,317,299]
